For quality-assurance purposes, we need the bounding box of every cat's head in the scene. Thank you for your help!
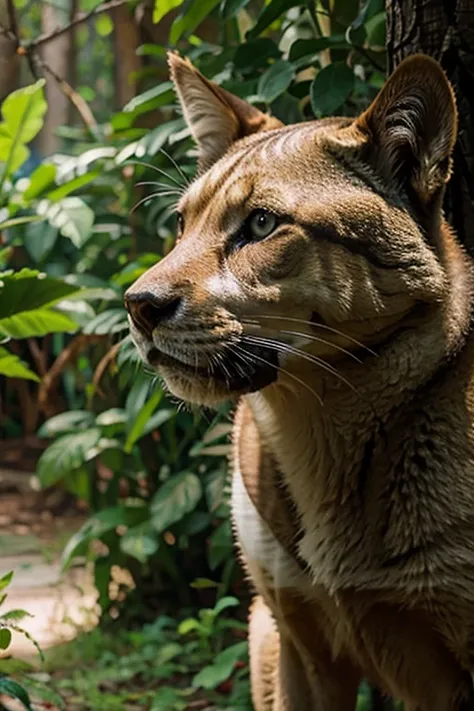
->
[125,52,457,406]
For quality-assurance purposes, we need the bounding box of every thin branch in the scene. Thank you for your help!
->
[36,55,98,131]
[26,0,130,51]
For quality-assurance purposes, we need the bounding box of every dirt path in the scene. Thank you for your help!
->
[0,473,96,658]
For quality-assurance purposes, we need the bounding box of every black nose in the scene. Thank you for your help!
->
[124,290,182,338]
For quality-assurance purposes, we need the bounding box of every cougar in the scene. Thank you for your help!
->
[125,51,474,710]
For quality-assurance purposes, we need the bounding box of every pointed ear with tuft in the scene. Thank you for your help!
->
[356,54,458,205]
[168,52,283,173]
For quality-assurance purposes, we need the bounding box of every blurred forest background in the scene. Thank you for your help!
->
[0,0,472,709]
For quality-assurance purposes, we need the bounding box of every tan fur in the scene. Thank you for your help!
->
[126,53,474,709]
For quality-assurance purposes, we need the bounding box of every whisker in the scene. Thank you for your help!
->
[245,314,377,357]
[126,159,185,190]
[157,146,190,186]
[241,334,360,397]
[131,190,181,214]
[230,343,323,406]
[241,322,362,364]
[135,180,185,194]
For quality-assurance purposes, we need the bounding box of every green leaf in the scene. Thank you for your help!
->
[122,82,173,114]
[234,38,281,72]
[120,522,159,563]
[0,347,39,381]
[36,428,102,488]
[190,577,219,589]
[0,678,33,710]
[288,35,347,63]
[95,13,114,36]
[0,307,79,339]
[37,197,95,248]
[170,0,221,44]
[83,307,128,335]
[192,641,248,689]
[258,60,295,103]
[0,80,47,179]
[153,0,183,24]
[0,627,12,649]
[124,388,167,453]
[208,519,233,570]
[22,163,57,201]
[247,0,304,39]
[0,268,80,319]
[23,221,58,263]
[0,571,13,592]
[151,472,202,533]
[1,608,32,622]
[213,595,240,617]
[61,505,148,569]
[310,62,355,116]
[38,410,95,438]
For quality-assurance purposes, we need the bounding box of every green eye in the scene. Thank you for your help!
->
[249,209,277,240]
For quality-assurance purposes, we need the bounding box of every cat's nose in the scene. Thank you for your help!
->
[124,288,182,338]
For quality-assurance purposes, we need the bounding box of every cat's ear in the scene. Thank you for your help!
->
[355,54,457,204]
[168,52,283,172]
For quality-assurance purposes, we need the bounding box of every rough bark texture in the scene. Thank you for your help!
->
[386,0,474,254]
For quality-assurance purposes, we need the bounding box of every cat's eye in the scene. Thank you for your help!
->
[176,212,184,235]
[248,209,277,240]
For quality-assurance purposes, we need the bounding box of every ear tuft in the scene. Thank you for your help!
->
[357,54,457,203]
[167,51,283,173]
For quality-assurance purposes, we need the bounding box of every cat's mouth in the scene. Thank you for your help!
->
[146,342,278,400]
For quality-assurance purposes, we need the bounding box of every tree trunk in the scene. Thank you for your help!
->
[39,0,75,156]
[113,3,141,109]
[0,0,20,102]
[386,0,474,254]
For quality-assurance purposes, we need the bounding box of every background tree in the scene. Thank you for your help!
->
[386,0,474,252]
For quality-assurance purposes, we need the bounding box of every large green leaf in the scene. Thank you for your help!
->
[0,307,79,339]
[0,269,80,319]
[258,60,295,103]
[0,347,39,381]
[36,428,102,488]
[0,80,47,179]
[153,0,183,23]
[310,62,355,116]
[170,0,221,44]
[151,472,202,533]
[37,197,95,248]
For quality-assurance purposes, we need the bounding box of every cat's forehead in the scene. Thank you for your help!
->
[180,121,341,215]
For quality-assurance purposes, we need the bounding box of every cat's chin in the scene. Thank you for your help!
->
[158,364,277,407]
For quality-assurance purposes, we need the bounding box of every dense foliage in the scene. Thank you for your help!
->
[1,0,388,707]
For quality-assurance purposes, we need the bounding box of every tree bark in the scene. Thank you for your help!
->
[39,0,75,155]
[113,2,141,108]
[0,0,20,102]
[386,0,474,254]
